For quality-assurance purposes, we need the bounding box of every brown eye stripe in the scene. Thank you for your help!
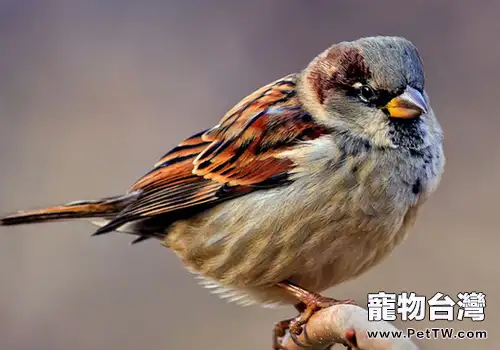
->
[309,46,372,105]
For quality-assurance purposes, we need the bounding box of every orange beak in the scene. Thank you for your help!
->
[383,86,428,119]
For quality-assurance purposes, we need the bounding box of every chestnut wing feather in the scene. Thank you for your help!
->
[93,74,326,235]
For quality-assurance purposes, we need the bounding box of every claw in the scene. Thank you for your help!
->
[275,281,357,342]
[273,319,292,350]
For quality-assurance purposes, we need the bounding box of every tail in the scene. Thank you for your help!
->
[0,192,139,226]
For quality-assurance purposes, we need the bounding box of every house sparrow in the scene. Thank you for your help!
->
[1,36,444,349]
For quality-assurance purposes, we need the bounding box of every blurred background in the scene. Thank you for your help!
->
[0,1,497,349]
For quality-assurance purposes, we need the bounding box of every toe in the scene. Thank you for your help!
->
[289,319,303,335]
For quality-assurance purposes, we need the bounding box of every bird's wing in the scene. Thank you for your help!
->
[94,74,327,235]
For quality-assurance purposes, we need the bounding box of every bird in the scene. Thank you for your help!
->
[1,36,444,349]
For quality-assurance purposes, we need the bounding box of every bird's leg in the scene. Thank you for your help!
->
[277,281,356,336]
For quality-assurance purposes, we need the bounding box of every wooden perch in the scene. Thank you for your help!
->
[281,304,419,350]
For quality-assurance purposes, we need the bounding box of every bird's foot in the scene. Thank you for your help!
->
[272,318,292,350]
[277,281,356,337]
[272,313,312,350]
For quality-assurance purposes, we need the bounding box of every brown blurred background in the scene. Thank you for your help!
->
[0,1,498,349]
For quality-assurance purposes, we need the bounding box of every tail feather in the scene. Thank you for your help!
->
[0,192,140,226]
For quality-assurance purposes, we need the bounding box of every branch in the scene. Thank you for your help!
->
[281,304,419,350]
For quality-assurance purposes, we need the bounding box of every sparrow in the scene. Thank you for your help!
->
[1,36,444,349]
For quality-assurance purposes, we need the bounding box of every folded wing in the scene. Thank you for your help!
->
[93,74,327,236]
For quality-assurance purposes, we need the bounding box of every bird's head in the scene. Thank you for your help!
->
[300,36,441,150]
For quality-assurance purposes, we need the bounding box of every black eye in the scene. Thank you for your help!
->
[359,85,375,103]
